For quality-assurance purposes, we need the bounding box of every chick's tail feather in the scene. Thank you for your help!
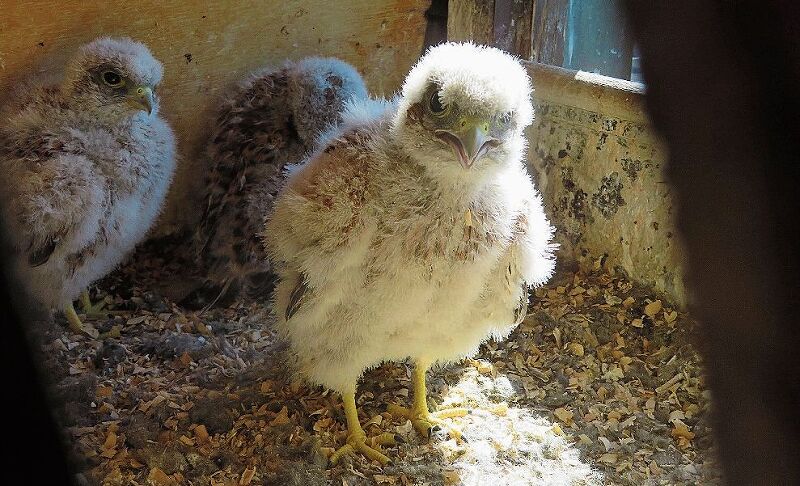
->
[179,271,276,312]
[179,278,240,311]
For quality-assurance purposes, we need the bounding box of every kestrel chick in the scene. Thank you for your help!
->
[0,37,176,336]
[191,57,370,308]
[265,43,556,464]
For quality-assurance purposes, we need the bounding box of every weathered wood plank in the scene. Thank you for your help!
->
[531,0,569,65]
[449,0,533,59]
[447,0,494,44]
[511,0,534,59]
[0,0,430,233]
[493,0,533,59]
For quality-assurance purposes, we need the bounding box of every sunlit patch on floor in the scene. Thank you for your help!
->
[422,366,602,485]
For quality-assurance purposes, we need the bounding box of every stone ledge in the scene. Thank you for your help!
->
[526,61,649,125]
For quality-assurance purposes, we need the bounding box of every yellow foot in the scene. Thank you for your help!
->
[329,390,401,466]
[329,430,398,466]
[387,403,468,440]
[80,290,117,316]
[64,301,99,339]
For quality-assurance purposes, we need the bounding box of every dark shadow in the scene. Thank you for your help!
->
[1,222,76,483]
[424,0,449,50]
[623,2,800,484]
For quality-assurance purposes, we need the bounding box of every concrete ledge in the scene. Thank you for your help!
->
[526,61,649,124]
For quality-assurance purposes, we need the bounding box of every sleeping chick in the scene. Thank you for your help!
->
[190,57,370,309]
[0,37,176,336]
[264,43,556,464]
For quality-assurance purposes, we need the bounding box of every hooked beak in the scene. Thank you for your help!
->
[129,86,155,115]
[436,118,500,169]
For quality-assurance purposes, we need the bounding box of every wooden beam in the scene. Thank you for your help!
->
[531,0,569,65]
[447,0,494,44]
[526,61,646,123]
[448,0,533,59]
[493,0,513,50]
[493,0,533,58]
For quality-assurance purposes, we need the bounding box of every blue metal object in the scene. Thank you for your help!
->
[565,0,634,79]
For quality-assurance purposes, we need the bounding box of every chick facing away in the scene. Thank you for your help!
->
[189,57,371,309]
[265,42,556,465]
[0,37,176,336]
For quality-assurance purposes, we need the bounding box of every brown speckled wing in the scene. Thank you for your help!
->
[285,277,309,321]
[194,61,364,305]
[195,68,306,300]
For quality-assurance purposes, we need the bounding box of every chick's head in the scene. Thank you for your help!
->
[393,42,534,182]
[63,37,164,121]
[288,57,369,146]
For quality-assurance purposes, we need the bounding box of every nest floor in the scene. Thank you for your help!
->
[35,238,721,485]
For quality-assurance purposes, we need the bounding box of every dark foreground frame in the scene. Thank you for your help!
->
[624,2,800,484]
[3,2,800,484]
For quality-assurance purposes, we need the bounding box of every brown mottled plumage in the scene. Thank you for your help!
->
[188,57,370,308]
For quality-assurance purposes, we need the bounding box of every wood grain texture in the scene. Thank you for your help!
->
[510,0,533,59]
[531,0,568,66]
[492,0,533,59]
[447,0,494,44]
[448,0,532,59]
[0,0,430,233]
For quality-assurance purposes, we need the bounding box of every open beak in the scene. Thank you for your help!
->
[129,86,155,115]
[436,118,499,169]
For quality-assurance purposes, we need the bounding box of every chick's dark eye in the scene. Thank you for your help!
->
[429,90,446,114]
[102,71,123,87]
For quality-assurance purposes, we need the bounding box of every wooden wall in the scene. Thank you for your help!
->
[0,0,431,233]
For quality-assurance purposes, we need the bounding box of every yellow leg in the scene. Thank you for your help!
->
[80,290,97,312]
[63,301,99,338]
[329,390,397,466]
[387,359,468,439]
[80,290,112,315]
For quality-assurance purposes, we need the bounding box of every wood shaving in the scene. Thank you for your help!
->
[34,241,720,485]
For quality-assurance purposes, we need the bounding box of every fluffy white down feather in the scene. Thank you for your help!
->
[265,42,556,394]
